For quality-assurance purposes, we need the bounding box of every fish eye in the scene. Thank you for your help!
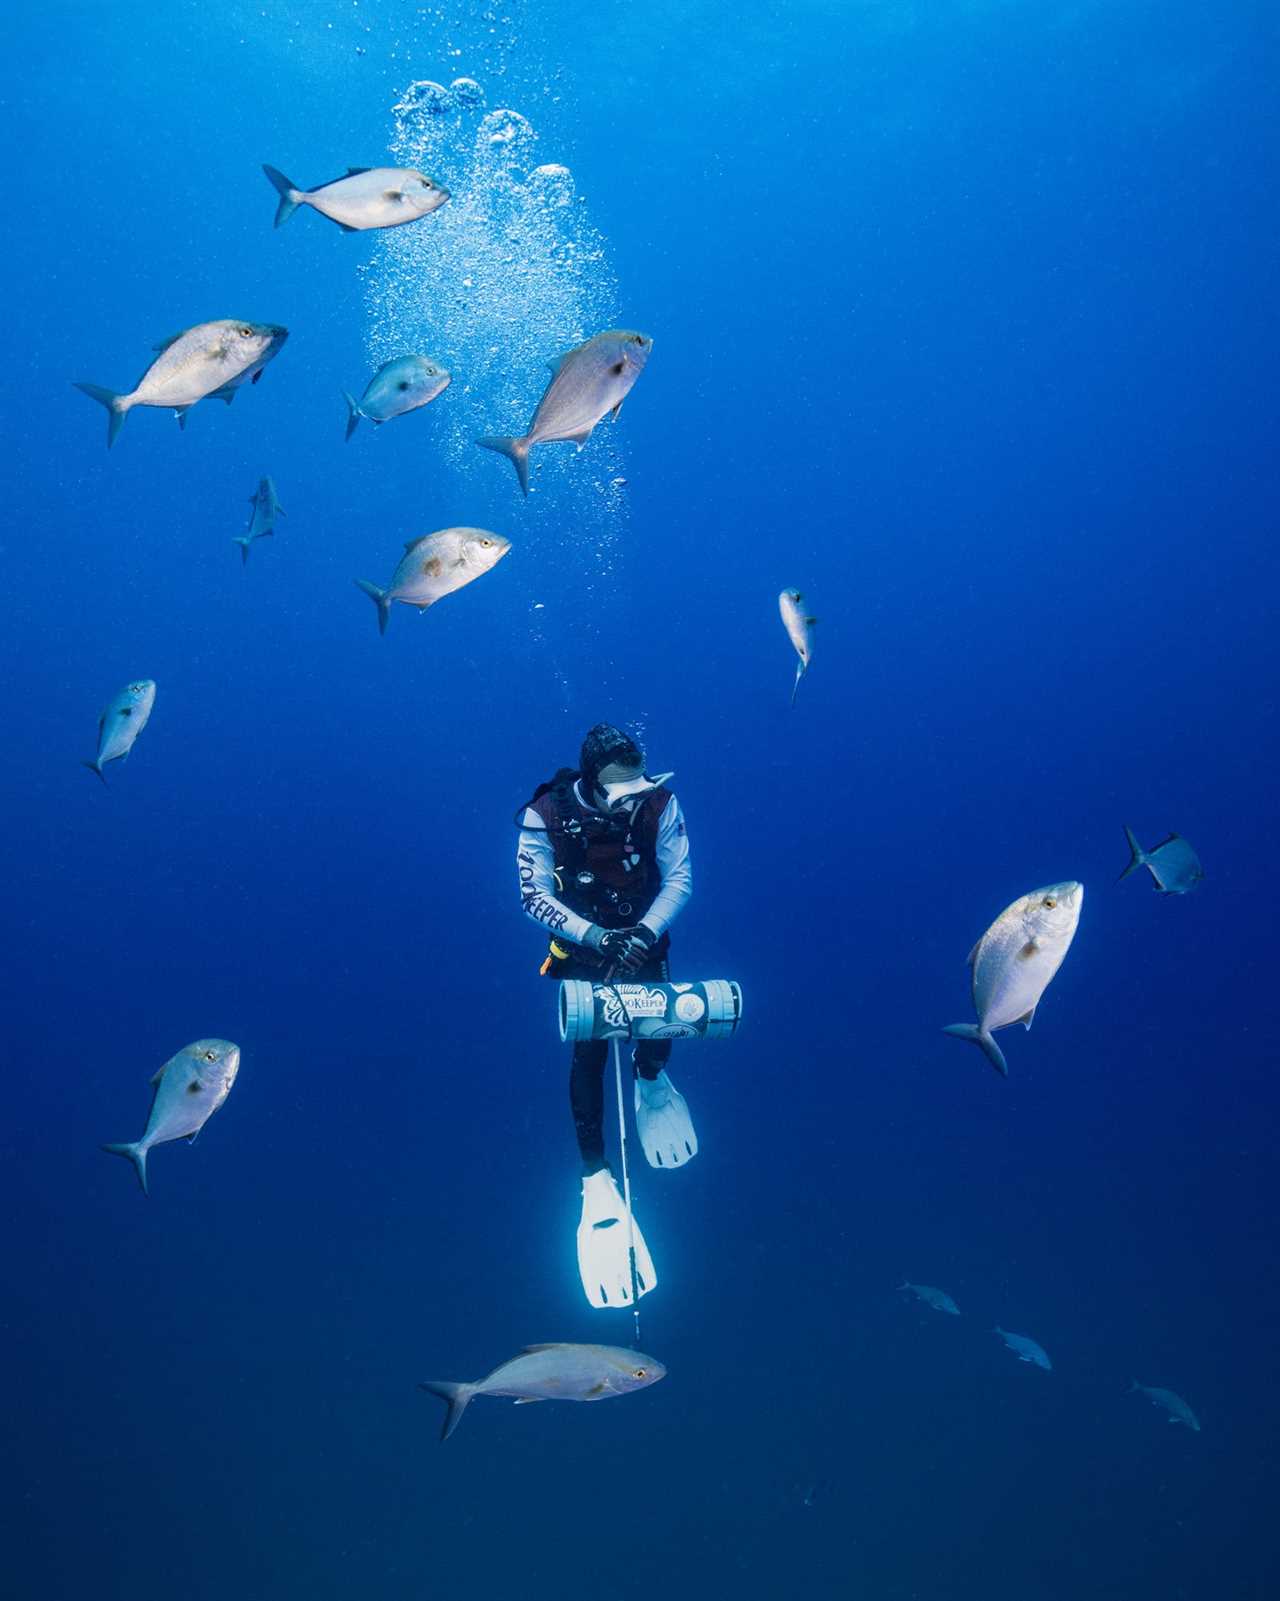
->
[204,1049,217,1061]
[633,1367,647,1378]
[633,335,645,345]
[479,538,493,546]
[1042,896,1057,908]
[239,326,253,337]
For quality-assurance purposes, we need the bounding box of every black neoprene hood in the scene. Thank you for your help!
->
[578,723,644,790]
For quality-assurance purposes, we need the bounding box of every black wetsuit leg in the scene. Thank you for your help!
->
[570,1039,609,1173]
[563,949,674,1168]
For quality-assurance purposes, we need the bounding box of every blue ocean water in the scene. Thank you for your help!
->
[4,2,1278,1596]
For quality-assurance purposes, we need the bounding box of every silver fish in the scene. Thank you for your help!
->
[419,1342,666,1440]
[83,679,156,783]
[995,1327,1052,1371]
[262,163,449,232]
[234,476,285,565]
[344,355,450,441]
[355,527,511,636]
[477,329,653,494]
[102,1039,241,1195]
[899,1281,961,1316]
[779,589,817,706]
[1118,827,1203,895]
[74,320,288,448]
[943,881,1083,1076]
[1129,1381,1200,1431]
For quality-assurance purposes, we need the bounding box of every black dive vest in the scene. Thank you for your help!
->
[518,769,672,934]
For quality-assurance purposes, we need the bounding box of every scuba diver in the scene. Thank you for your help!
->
[516,723,695,1306]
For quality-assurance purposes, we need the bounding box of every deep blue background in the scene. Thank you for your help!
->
[3,3,1277,1597]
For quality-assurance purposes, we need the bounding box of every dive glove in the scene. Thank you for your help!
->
[598,924,657,975]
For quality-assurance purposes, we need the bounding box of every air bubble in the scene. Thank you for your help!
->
[528,163,575,207]
[450,76,484,106]
[394,79,450,115]
[477,107,536,163]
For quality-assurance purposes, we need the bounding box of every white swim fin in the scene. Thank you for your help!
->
[635,1070,698,1169]
[576,1168,656,1309]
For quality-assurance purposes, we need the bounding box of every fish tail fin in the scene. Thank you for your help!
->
[81,759,107,785]
[354,579,392,636]
[418,1380,475,1441]
[262,164,303,228]
[476,435,531,495]
[233,537,251,565]
[1118,825,1146,883]
[73,382,128,448]
[343,391,362,442]
[102,1141,149,1195]
[942,1023,1008,1077]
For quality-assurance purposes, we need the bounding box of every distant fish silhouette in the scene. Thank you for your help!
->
[1118,827,1203,895]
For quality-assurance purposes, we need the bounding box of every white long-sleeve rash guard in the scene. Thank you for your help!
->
[517,781,692,946]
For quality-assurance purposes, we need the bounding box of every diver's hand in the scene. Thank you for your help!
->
[599,925,656,975]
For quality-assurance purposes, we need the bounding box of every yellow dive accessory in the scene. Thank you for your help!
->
[539,938,572,977]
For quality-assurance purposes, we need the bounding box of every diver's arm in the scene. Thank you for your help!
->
[639,798,692,938]
[517,822,597,945]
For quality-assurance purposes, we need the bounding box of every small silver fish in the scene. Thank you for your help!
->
[262,164,449,232]
[995,1327,1052,1371]
[233,476,285,565]
[102,1039,241,1195]
[83,680,156,783]
[899,1281,961,1316]
[779,589,817,706]
[477,329,653,494]
[419,1342,666,1440]
[943,882,1083,1076]
[1129,1381,1200,1431]
[1118,827,1203,895]
[74,321,288,448]
[344,355,450,441]
[355,526,511,635]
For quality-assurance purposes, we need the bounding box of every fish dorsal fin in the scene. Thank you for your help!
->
[519,1344,562,1354]
[806,616,819,626]
[346,166,373,175]
[513,1397,545,1405]
[965,939,981,967]
[403,535,429,553]
[338,222,359,234]
[149,1065,166,1085]
[546,353,570,378]
[1015,1005,1037,1030]
[152,328,191,352]
[566,424,595,447]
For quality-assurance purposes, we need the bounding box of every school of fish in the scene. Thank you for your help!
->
[76,110,1207,1447]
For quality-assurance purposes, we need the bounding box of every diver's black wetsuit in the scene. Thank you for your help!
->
[516,763,691,1174]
